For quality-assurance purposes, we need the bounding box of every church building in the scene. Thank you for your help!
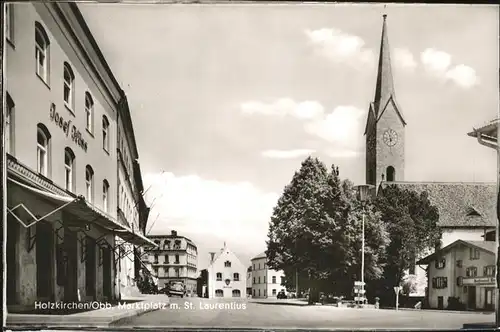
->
[364,15,496,301]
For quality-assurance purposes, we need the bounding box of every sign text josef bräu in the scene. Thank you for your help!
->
[50,105,88,152]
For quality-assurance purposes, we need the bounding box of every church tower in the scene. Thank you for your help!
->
[365,14,406,186]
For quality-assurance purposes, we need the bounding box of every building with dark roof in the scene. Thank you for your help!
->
[416,240,495,310]
[364,15,496,301]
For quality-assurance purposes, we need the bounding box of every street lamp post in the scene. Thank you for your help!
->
[354,184,375,306]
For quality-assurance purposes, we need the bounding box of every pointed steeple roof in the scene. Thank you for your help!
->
[372,15,406,125]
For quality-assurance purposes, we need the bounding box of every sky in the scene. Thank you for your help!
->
[78,3,499,270]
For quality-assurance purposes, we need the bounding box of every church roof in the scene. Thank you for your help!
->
[378,181,496,228]
[416,239,495,265]
[467,118,498,148]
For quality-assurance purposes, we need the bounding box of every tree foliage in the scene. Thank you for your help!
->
[373,185,441,303]
[266,157,389,302]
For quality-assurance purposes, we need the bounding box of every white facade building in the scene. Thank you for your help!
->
[251,252,286,298]
[207,243,246,299]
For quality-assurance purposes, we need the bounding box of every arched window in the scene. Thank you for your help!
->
[85,165,94,203]
[64,148,75,192]
[102,116,109,152]
[272,289,277,296]
[224,260,231,268]
[63,63,75,109]
[102,180,109,212]
[35,22,50,83]
[232,289,241,297]
[233,273,240,281]
[216,272,222,281]
[37,124,51,176]
[85,92,94,133]
[215,289,223,297]
[386,166,395,182]
[6,94,15,155]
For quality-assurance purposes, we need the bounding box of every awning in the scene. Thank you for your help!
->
[8,177,156,248]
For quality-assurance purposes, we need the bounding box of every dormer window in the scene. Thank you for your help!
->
[225,261,232,268]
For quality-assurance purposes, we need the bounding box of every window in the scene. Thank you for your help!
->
[85,92,94,133]
[386,166,395,182]
[272,276,276,284]
[252,289,255,297]
[253,277,255,284]
[102,180,109,212]
[466,267,478,277]
[35,22,50,83]
[175,268,180,277]
[154,254,158,264]
[258,276,261,284]
[456,276,463,286]
[225,261,232,268]
[216,272,222,281]
[232,289,241,297]
[264,276,266,283]
[175,254,179,264]
[165,255,169,264]
[456,260,463,268]
[215,289,223,297]
[233,273,240,281]
[37,124,50,176]
[435,258,445,269]
[64,148,75,191]
[85,165,94,203]
[6,4,14,43]
[102,116,109,152]
[272,289,276,296]
[432,277,447,289]
[63,63,74,110]
[153,267,158,276]
[484,265,495,277]
[470,248,480,260]
[6,94,14,154]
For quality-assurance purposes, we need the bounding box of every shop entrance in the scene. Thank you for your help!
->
[36,221,54,301]
[485,288,494,310]
[64,230,78,302]
[467,286,477,309]
[85,236,97,300]
[102,246,112,300]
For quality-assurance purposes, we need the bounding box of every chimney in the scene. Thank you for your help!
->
[209,252,216,263]
[171,230,177,236]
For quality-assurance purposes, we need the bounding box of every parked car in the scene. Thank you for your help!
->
[168,282,186,298]
[158,286,170,295]
[277,290,287,299]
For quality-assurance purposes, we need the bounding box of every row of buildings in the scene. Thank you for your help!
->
[4,2,156,310]
[363,15,498,311]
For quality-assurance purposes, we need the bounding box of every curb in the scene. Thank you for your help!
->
[380,307,494,315]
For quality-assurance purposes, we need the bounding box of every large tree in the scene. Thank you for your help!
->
[267,157,388,302]
[373,185,441,304]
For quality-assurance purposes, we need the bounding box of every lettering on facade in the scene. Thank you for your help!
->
[49,104,88,152]
[462,277,495,285]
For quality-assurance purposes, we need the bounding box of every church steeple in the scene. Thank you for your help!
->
[372,15,406,124]
[374,15,394,116]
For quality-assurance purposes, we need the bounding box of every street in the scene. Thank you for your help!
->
[114,297,494,329]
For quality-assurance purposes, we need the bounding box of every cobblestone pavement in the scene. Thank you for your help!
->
[114,297,494,329]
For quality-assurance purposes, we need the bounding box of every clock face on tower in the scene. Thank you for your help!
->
[383,129,398,147]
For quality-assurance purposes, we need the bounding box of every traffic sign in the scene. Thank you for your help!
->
[354,281,366,286]
[394,286,401,294]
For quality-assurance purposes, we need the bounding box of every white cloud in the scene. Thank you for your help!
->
[325,149,360,158]
[393,48,417,71]
[240,98,324,119]
[261,149,316,159]
[421,48,451,73]
[143,172,279,251]
[304,105,366,148]
[445,64,479,88]
[305,28,374,67]
[420,48,478,88]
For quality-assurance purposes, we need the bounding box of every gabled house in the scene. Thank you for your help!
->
[207,243,246,298]
[417,239,496,311]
